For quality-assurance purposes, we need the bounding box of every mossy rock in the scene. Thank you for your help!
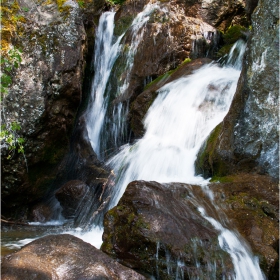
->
[114,14,134,36]
[217,25,248,57]
[195,123,226,178]
[223,25,247,45]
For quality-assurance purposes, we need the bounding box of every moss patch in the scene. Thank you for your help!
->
[217,25,248,58]
[195,123,224,177]
[114,14,134,36]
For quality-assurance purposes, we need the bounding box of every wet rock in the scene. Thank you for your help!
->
[129,58,212,137]
[209,173,279,277]
[102,177,278,279]
[199,0,247,30]
[101,180,234,279]
[1,234,147,280]
[30,203,53,223]
[195,0,279,179]
[55,180,89,219]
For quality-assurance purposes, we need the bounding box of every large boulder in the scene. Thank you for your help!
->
[1,234,147,280]
[101,178,278,279]
[101,180,234,279]
[195,0,279,179]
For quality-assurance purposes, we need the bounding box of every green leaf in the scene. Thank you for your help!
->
[18,145,24,153]
[1,73,12,87]
[17,137,25,144]
[11,122,21,131]
[1,85,8,94]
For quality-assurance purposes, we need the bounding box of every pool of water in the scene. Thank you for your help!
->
[1,224,67,257]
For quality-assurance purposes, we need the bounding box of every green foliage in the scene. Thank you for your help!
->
[77,0,84,8]
[1,47,25,159]
[1,122,25,159]
[1,47,22,100]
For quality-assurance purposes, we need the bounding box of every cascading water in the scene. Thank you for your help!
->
[86,12,123,159]
[107,41,244,206]
[97,2,161,155]
[103,40,265,279]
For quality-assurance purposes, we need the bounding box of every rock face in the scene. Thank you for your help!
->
[195,0,279,179]
[1,0,86,218]
[0,0,109,220]
[1,234,147,280]
[101,178,278,279]
[102,180,234,279]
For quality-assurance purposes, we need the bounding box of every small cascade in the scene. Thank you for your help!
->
[223,39,247,69]
[198,207,266,280]
[117,2,160,96]
[107,42,245,206]
[101,2,162,154]
[86,12,123,159]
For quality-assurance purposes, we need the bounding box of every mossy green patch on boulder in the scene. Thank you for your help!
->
[195,123,226,178]
[223,25,247,45]
[217,25,248,58]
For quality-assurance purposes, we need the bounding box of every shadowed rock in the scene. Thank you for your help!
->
[55,180,89,219]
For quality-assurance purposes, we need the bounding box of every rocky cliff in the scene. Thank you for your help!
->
[195,0,279,179]
[1,0,105,219]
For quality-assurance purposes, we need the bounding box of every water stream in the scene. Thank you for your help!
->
[86,12,123,159]
[2,4,266,279]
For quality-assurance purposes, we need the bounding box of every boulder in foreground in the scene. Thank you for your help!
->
[1,234,147,280]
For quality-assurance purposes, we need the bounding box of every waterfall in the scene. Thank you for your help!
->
[86,12,123,159]
[117,2,160,96]
[101,2,161,156]
[102,40,265,279]
[107,41,245,206]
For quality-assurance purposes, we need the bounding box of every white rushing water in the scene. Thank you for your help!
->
[107,54,242,205]
[86,12,123,158]
[199,207,266,280]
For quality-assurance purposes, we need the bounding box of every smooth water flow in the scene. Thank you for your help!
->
[199,207,266,280]
[107,44,243,205]
[86,12,123,158]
